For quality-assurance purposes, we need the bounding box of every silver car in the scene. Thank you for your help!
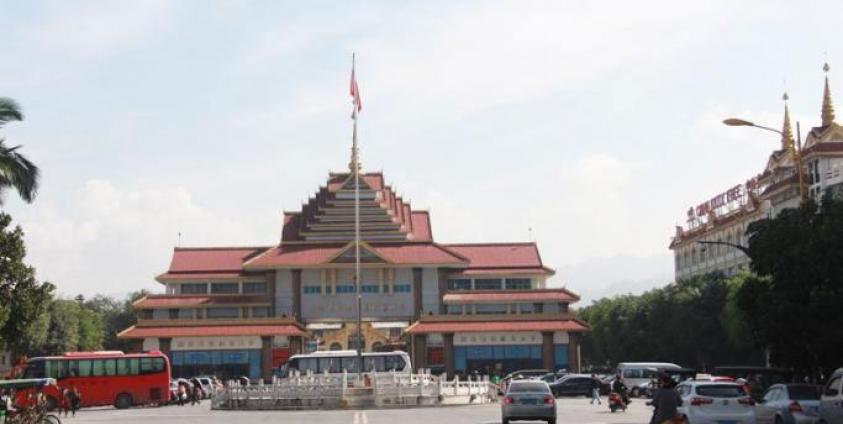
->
[502,380,556,424]
[756,384,821,424]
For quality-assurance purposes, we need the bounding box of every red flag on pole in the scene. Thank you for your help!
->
[350,59,362,115]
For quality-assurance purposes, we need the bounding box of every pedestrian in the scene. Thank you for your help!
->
[177,383,186,407]
[648,374,682,424]
[191,382,202,405]
[0,389,9,424]
[59,386,70,417]
[590,374,602,405]
[67,385,81,417]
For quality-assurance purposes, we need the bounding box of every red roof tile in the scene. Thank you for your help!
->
[372,243,467,265]
[157,272,253,281]
[134,295,270,308]
[118,324,306,339]
[410,211,432,241]
[168,247,266,273]
[244,244,345,267]
[244,242,469,267]
[442,289,579,303]
[405,319,589,334]
[444,243,544,269]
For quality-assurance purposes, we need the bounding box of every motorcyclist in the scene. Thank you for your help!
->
[611,374,629,405]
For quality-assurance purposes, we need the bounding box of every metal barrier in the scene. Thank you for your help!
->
[212,371,498,410]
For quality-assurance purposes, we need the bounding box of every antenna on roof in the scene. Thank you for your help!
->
[177,232,182,247]
[528,227,533,242]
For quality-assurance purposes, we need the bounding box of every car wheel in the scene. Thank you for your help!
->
[502,419,509,424]
[115,393,133,409]
[546,417,556,424]
[774,416,784,424]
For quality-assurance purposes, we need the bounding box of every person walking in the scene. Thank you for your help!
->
[590,374,602,405]
[68,385,82,417]
[648,374,682,424]
[177,383,186,406]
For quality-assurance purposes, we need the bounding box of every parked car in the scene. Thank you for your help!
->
[549,374,595,397]
[500,369,551,394]
[756,383,821,424]
[676,381,756,424]
[502,380,556,424]
[196,377,215,399]
[820,368,843,424]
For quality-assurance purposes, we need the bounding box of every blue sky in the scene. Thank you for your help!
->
[1,0,841,302]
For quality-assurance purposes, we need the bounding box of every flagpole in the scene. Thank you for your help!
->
[351,53,363,381]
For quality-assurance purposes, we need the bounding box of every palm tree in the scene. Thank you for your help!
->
[0,97,39,203]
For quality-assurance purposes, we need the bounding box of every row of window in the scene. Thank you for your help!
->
[24,357,167,379]
[445,302,565,315]
[447,278,532,291]
[180,282,268,295]
[140,306,272,320]
[303,284,411,295]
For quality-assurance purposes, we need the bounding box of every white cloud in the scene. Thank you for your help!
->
[15,180,265,297]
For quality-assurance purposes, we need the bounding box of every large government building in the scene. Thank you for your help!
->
[119,153,588,381]
[671,64,843,280]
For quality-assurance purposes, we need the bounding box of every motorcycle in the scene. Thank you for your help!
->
[609,391,628,413]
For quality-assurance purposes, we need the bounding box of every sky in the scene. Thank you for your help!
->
[1,0,841,304]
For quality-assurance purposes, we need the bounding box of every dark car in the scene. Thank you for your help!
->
[549,374,597,397]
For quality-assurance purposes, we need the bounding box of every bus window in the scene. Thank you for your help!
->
[384,355,405,371]
[364,356,385,372]
[23,359,45,379]
[319,357,342,374]
[48,360,69,379]
[78,360,92,377]
[298,358,318,374]
[104,359,117,376]
[92,359,105,376]
[140,357,165,375]
[68,360,80,378]
[341,357,360,373]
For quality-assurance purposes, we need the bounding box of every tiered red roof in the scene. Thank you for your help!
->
[157,247,268,281]
[243,242,468,268]
[405,320,589,334]
[444,243,554,275]
[118,324,306,338]
[134,295,270,308]
[443,289,579,303]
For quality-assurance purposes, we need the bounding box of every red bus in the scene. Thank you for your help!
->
[14,351,171,409]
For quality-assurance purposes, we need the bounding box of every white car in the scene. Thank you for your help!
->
[820,368,843,424]
[676,381,756,424]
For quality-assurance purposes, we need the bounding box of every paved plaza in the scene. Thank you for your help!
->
[66,397,651,424]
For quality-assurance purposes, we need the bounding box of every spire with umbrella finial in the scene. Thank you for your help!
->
[822,62,836,126]
[781,92,795,152]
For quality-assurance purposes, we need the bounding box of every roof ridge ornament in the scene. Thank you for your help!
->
[822,62,836,126]
[781,92,795,151]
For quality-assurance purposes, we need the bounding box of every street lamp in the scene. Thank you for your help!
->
[696,240,750,256]
[722,117,806,201]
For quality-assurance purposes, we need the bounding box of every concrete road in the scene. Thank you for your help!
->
[67,397,652,424]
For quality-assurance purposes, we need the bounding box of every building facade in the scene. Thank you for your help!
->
[671,65,843,280]
[119,167,587,381]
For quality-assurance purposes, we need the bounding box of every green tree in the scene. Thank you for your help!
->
[0,213,54,359]
[737,196,843,378]
[0,98,39,204]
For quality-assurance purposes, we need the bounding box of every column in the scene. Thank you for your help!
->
[413,334,427,371]
[437,268,449,314]
[541,332,554,371]
[261,336,273,382]
[412,268,423,320]
[443,333,455,379]
[292,269,302,320]
[568,332,581,373]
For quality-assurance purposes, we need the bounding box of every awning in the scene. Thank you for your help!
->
[371,321,409,329]
[404,319,590,334]
[305,323,343,330]
[118,324,306,339]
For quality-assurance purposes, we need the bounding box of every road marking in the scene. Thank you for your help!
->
[351,410,368,424]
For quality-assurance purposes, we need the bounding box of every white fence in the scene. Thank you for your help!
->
[212,371,498,410]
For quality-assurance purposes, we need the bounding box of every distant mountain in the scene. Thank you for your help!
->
[550,253,673,305]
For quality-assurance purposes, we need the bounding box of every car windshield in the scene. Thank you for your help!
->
[509,382,550,393]
[788,385,821,400]
[696,385,745,398]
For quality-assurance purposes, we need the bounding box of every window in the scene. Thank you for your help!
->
[336,285,356,293]
[139,357,165,374]
[505,278,531,290]
[23,359,45,379]
[116,358,140,375]
[211,283,239,294]
[475,304,507,315]
[393,284,411,293]
[518,303,534,313]
[447,279,471,290]
[534,303,544,313]
[325,285,333,294]
[139,309,153,320]
[695,385,746,398]
[447,304,463,315]
[474,279,502,290]
[92,359,105,376]
[361,285,380,293]
[242,282,267,294]
[329,342,343,351]
[206,307,239,318]
[169,309,179,319]
[788,385,821,400]
[319,357,342,373]
[825,376,841,396]
[364,356,385,372]
[251,307,271,318]
[384,354,405,371]
[181,283,208,294]
[303,286,322,294]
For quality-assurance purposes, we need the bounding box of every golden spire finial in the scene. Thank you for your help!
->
[822,62,836,126]
[781,92,795,151]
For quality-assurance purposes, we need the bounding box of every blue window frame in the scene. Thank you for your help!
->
[361,285,380,293]
[505,278,531,290]
[393,284,411,293]
[448,279,471,290]
[303,286,322,294]
[336,285,356,294]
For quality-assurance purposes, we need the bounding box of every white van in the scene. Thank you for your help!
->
[277,350,412,378]
[616,362,682,395]
[820,368,843,424]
